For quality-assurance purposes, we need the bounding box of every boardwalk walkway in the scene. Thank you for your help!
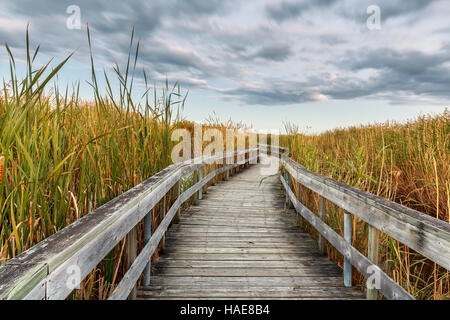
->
[138,162,364,300]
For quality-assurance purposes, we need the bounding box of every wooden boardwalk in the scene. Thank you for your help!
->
[138,163,364,300]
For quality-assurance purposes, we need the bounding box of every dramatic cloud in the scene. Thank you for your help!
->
[1,0,449,107]
[265,0,340,22]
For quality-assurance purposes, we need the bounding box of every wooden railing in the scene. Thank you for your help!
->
[1,144,448,300]
[0,147,259,300]
[260,144,450,300]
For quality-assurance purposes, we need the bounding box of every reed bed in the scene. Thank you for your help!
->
[0,26,193,299]
[280,112,449,299]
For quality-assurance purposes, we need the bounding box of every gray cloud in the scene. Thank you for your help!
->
[0,0,449,108]
[265,0,340,22]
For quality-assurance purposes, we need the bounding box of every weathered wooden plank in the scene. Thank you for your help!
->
[137,159,365,300]
[180,215,295,223]
[170,225,299,232]
[153,267,343,277]
[109,157,257,300]
[165,239,316,247]
[164,242,315,249]
[318,196,326,255]
[343,211,353,287]
[162,247,319,254]
[155,253,326,261]
[166,232,308,238]
[367,225,380,300]
[137,297,364,300]
[146,276,348,287]
[139,287,363,298]
[154,259,339,268]
[126,227,137,299]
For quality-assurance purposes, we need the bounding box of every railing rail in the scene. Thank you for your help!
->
[1,143,449,300]
[260,144,450,300]
[0,147,259,300]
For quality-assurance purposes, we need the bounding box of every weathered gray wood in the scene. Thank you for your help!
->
[147,276,348,287]
[138,163,364,300]
[344,211,352,287]
[157,253,327,261]
[159,196,167,252]
[198,166,203,200]
[173,181,181,223]
[0,148,256,300]
[137,297,363,300]
[281,156,450,271]
[280,175,414,300]
[154,259,336,268]
[318,196,326,255]
[6,145,437,301]
[162,247,320,254]
[126,227,137,300]
[154,267,343,277]
[109,158,256,300]
[367,225,380,300]
[139,287,364,298]
[142,210,152,286]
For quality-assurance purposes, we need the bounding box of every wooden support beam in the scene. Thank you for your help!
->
[344,211,353,287]
[318,196,326,255]
[0,148,258,300]
[193,169,199,204]
[198,167,203,200]
[284,172,290,207]
[159,195,167,252]
[142,212,152,286]
[126,227,137,300]
[173,181,181,224]
[296,182,303,227]
[367,225,380,300]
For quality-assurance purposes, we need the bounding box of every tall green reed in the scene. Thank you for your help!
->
[0,25,186,298]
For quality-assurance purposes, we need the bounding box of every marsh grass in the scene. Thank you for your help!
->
[0,25,190,298]
[281,113,449,299]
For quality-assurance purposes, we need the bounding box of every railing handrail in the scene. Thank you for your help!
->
[1,142,448,300]
[0,147,258,300]
[266,143,449,299]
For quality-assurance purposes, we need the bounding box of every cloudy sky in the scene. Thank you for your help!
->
[0,0,449,132]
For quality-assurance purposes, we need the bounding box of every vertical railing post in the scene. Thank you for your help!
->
[367,225,380,299]
[318,196,327,255]
[198,166,203,200]
[284,171,292,208]
[174,180,181,223]
[245,149,248,166]
[211,163,216,186]
[344,210,353,287]
[193,168,199,204]
[225,156,230,180]
[159,195,167,252]
[142,211,152,286]
[257,146,260,163]
[296,181,303,226]
[127,227,137,299]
